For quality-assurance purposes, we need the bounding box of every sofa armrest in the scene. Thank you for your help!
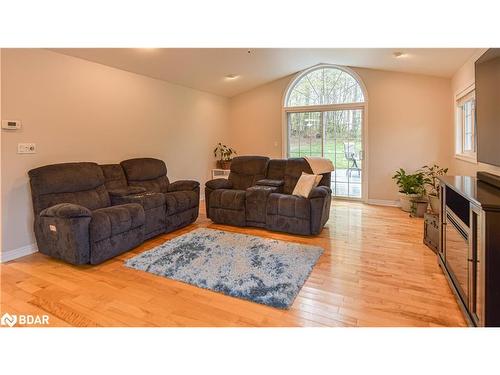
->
[309,186,332,235]
[108,186,146,197]
[36,204,92,265]
[205,178,233,190]
[168,180,200,192]
[204,179,231,220]
[309,186,331,199]
[40,203,92,218]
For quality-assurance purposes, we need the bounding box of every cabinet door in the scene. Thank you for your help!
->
[445,212,470,305]
[439,184,446,261]
[469,206,484,326]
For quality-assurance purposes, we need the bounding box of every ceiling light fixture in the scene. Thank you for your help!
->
[225,74,240,80]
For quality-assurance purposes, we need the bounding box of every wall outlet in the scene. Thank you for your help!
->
[17,143,36,154]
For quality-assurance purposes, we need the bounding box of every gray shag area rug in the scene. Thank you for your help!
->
[125,228,323,309]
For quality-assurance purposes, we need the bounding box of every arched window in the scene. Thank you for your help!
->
[285,65,365,107]
[283,64,367,200]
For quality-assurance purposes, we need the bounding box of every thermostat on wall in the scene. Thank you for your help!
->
[2,120,22,130]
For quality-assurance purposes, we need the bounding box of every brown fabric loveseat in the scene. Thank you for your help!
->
[205,156,332,235]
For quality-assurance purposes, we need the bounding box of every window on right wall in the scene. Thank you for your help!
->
[455,89,477,162]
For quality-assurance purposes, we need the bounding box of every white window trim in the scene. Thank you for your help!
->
[455,85,477,164]
[281,64,369,202]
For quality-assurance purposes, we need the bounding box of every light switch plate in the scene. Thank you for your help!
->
[17,143,36,154]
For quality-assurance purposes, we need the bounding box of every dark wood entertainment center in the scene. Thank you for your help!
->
[438,172,500,327]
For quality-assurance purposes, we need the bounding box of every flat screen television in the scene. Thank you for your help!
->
[475,49,500,167]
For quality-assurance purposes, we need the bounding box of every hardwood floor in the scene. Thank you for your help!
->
[0,201,467,327]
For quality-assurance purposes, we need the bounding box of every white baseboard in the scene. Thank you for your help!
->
[367,199,400,207]
[1,243,38,263]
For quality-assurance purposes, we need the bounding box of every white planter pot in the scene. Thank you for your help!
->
[429,195,440,214]
[398,192,421,212]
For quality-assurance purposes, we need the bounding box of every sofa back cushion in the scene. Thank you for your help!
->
[228,156,269,190]
[283,158,331,194]
[121,158,170,193]
[265,159,287,180]
[100,164,128,191]
[28,162,110,215]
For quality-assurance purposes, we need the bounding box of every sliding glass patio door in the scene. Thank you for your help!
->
[287,108,364,199]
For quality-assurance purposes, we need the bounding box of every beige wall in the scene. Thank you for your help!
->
[229,67,453,202]
[228,77,287,158]
[449,49,500,177]
[1,49,229,253]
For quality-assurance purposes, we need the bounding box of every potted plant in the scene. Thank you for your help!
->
[392,168,426,212]
[214,142,237,170]
[422,164,448,214]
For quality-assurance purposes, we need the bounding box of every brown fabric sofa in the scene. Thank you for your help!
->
[205,156,332,235]
[28,158,200,265]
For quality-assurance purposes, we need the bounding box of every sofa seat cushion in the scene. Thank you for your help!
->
[138,192,166,210]
[209,189,246,211]
[267,193,311,220]
[164,190,199,216]
[90,203,145,243]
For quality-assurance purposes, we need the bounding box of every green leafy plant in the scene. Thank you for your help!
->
[392,168,426,196]
[421,164,448,197]
[213,142,237,162]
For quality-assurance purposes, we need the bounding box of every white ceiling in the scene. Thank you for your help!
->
[50,48,477,97]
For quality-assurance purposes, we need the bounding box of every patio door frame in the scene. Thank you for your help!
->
[282,99,369,203]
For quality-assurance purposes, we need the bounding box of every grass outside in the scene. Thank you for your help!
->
[289,138,362,170]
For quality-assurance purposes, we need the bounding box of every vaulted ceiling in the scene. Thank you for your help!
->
[51,48,476,97]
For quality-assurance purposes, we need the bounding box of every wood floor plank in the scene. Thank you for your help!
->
[0,201,467,327]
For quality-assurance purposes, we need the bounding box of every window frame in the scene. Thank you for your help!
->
[455,86,477,163]
[281,64,369,202]
[284,64,366,109]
